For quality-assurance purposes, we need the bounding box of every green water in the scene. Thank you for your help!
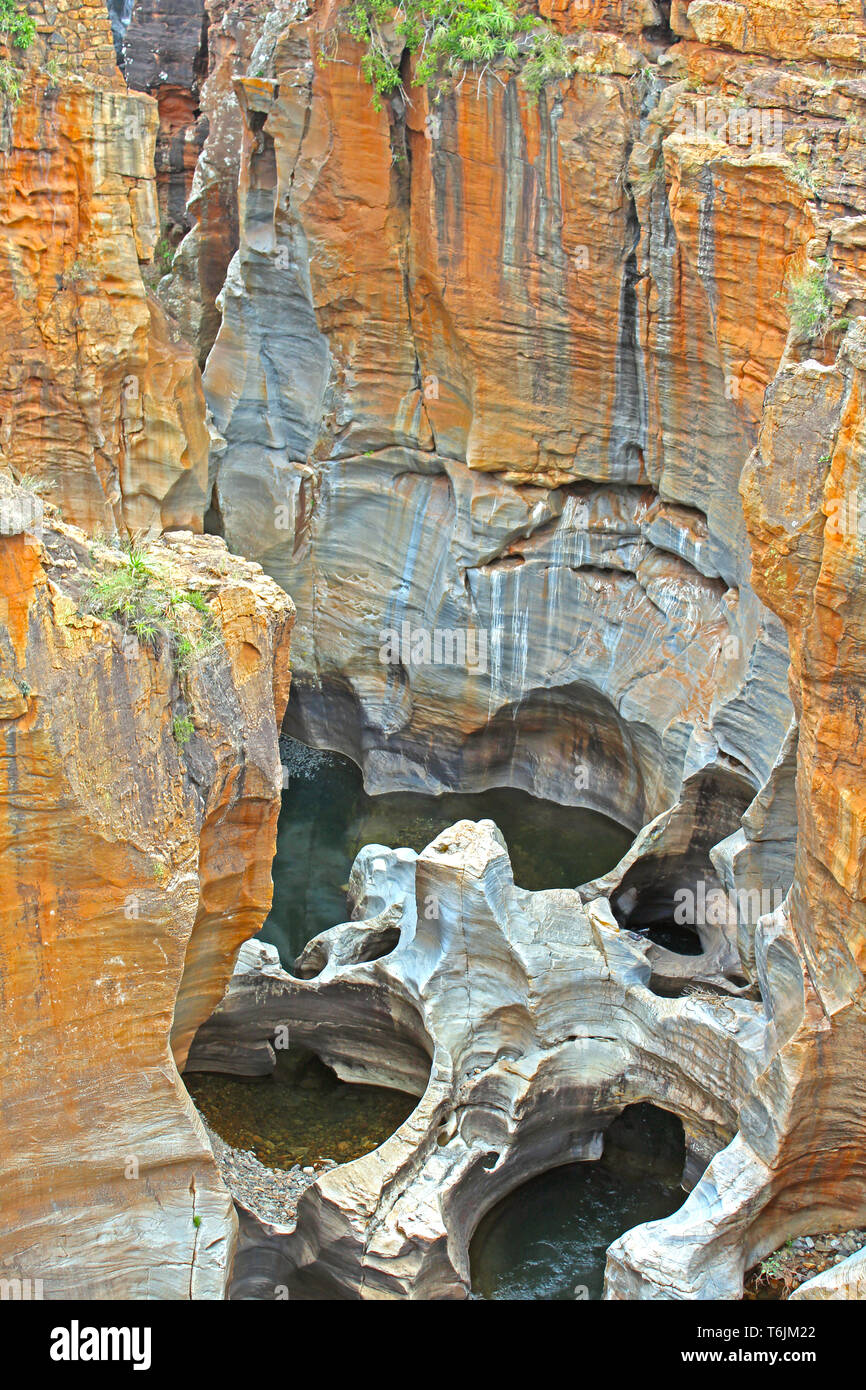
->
[470,1105,686,1301]
[185,1047,417,1170]
[260,737,634,967]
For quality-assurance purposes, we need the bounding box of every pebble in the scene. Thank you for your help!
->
[202,1121,323,1228]
[746,1226,866,1299]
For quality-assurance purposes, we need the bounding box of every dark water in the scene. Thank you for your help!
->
[470,1105,686,1301]
[648,923,704,955]
[260,737,634,966]
[185,1047,418,1170]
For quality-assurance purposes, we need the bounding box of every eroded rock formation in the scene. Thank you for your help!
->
[189,820,773,1297]
[3,0,866,1305]
[0,476,293,1297]
[184,0,866,1301]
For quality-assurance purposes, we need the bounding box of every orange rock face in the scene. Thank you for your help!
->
[674,0,866,62]
[2,0,866,1303]
[0,481,293,1297]
[0,57,208,533]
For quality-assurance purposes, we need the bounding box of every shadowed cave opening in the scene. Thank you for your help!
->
[469,1104,687,1301]
[609,767,756,968]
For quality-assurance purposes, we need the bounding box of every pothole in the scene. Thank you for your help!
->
[261,735,634,967]
[185,1045,418,1173]
[469,1105,686,1301]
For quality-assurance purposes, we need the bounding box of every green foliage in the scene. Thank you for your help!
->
[0,0,36,50]
[0,57,22,103]
[172,714,195,747]
[335,0,570,108]
[153,235,176,275]
[758,1253,785,1280]
[786,261,832,340]
[85,541,220,678]
[521,29,574,97]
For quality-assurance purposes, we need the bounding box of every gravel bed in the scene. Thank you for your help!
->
[204,1121,339,1228]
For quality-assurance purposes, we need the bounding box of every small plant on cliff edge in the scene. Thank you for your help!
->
[0,59,21,102]
[84,540,221,679]
[173,714,195,747]
[0,0,36,107]
[327,0,569,109]
[784,260,833,341]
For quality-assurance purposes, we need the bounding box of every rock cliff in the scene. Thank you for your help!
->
[0,476,293,1297]
[186,0,866,1299]
[2,0,866,1303]
[0,9,297,1295]
[0,0,209,533]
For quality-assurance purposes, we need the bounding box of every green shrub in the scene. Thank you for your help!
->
[172,715,195,747]
[333,0,570,108]
[521,29,575,97]
[0,3,34,108]
[154,235,176,275]
[0,56,22,102]
[0,0,36,50]
[85,541,220,677]
[786,262,832,340]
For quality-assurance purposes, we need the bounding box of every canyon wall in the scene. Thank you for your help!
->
[0,479,293,1297]
[0,6,294,1298]
[0,0,209,534]
[2,0,866,1302]
[200,0,807,843]
[184,0,866,1298]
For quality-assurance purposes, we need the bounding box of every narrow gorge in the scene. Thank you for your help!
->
[2,0,866,1318]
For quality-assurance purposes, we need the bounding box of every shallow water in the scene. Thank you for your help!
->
[185,1047,418,1171]
[470,1105,685,1301]
[260,737,634,966]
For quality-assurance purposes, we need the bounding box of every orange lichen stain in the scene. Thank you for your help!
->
[0,536,41,664]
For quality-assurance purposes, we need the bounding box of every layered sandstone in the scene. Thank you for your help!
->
[0,3,209,534]
[203,10,810,841]
[117,0,276,362]
[0,476,293,1298]
[3,0,866,1305]
[183,0,866,1300]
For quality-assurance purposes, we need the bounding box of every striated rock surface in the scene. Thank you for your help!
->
[159,0,276,362]
[201,16,804,854]
[4,0,866,1306]
[605,317,866,1297]
[173,0,866,1302]
[0,1,209,533]
[0,476,293,1298]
